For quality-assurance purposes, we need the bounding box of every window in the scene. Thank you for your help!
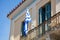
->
[39,2,51,35]
[39,6,45,34]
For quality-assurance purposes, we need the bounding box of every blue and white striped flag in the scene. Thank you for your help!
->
[24,9,31,35]
[25,9,31,22]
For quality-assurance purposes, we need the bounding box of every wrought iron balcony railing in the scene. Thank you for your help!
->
[20,12,60,40]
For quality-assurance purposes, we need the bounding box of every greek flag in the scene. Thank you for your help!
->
[25,9,31,22]
[24,9,31,36]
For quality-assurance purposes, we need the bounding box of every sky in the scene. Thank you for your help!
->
[0,0,22,40]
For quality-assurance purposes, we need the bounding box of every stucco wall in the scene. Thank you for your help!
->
[56,0,60,13]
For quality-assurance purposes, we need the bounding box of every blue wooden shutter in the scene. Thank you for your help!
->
[39,8,43,36]
[42,7,45,34]
[45,2,51,31]
[21,21,25,36]
[45,3,51,20]
[21,21,28,36]
[39,7,45,35]
[39,8,42,24]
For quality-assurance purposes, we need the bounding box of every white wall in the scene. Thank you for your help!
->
[56,0,60,13]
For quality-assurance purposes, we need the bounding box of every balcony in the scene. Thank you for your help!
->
[20,12,60,40]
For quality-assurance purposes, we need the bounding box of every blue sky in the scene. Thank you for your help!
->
[0,0,22,40]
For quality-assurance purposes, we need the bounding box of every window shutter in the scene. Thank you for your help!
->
[45,3,51,31]
[39,8,42,24]
[21,21,25,36]
[45,3,51,20]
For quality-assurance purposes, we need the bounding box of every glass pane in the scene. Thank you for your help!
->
[42,24,45,34]
[45,23,48,31]
[40,26,42,35]
[39,8,42,24]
